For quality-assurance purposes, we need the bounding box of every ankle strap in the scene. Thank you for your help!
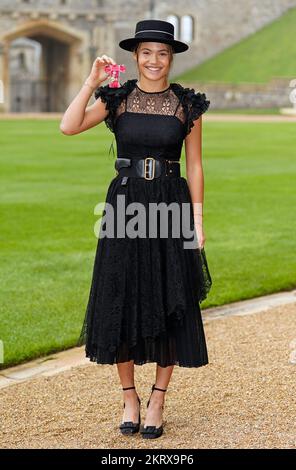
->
[152,384,167,392]
[122,386,135,390]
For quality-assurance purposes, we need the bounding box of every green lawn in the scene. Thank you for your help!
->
[208,108,281,115]
[0,119,295,369]
[175,7,296,84]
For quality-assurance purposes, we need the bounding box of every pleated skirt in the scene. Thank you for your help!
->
[77,172,212,368]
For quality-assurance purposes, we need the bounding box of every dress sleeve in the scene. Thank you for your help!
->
[183,88,210,136]
[94,84,126,134]
[94,80,136,134]
[94,85,116,133]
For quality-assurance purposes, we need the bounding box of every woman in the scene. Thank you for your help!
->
[60,19,212,439]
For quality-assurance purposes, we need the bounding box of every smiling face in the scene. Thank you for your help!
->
[132,42,174,83]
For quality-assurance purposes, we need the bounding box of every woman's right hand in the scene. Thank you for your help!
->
[86,55,117,88]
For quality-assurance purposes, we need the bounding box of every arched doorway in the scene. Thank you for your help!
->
[1,20,87,112]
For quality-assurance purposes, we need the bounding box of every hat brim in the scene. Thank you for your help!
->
[118,37,189,54]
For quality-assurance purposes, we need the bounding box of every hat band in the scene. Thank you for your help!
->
[135,29,174,38]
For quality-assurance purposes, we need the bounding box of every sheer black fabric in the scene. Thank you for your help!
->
[77,79,212,367]
[93,78,210,137]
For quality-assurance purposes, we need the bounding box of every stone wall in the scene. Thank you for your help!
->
[186,78,294,109]
[1,0,296,111]
[113,0,296,78]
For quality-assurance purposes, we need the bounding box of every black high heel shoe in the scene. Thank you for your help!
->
[140,384,167,439]
[119,386,141,435]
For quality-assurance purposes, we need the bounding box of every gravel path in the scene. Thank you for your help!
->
[1,302,295,449]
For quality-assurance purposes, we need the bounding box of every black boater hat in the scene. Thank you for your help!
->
[118,19,189,54]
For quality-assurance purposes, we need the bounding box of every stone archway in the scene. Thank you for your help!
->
[0,19,89,112]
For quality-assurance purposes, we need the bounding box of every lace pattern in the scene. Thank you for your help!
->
[77,174,212,367]
[94,79,210,136]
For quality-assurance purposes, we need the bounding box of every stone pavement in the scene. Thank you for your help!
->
[1,290,296,449]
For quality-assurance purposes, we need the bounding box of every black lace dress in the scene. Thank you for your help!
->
[77,78,213,368]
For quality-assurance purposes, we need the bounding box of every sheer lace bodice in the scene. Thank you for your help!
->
[94,79,210,137]
[94,79,210,161]
[116,83,186,123]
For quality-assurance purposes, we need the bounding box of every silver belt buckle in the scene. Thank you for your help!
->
[144,157,156,180]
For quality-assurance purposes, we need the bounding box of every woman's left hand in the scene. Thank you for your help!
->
[194,217,206,249]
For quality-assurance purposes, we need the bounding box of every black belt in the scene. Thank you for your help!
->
[115,157,181,182]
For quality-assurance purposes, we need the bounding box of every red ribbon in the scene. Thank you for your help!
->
[104,64,126,88]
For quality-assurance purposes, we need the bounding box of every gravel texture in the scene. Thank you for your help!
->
[1,302,296,449]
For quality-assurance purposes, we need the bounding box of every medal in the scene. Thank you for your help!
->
[104,64,126,88]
